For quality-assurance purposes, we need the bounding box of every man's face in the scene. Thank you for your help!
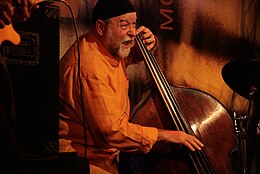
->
[104,12,137,60]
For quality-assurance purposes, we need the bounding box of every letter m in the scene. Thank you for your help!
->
[160,9,173,30]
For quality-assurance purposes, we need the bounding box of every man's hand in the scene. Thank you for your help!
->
[157,129,204,151]
[136,26,158,51]
[0,0,38,28]
[0,0,13,28]
[12,0,38,23]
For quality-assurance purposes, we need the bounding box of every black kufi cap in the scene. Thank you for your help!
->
[92,0,136,23]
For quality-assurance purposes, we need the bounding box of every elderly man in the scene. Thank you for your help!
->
[59,0,204,173]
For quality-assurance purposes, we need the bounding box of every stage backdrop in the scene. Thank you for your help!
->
[58,0,260,116]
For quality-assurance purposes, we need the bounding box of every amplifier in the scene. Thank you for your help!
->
[2,2,60,155]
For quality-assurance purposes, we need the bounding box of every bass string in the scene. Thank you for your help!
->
[135,25,214,174]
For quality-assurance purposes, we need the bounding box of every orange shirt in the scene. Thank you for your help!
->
[59,32,158,173]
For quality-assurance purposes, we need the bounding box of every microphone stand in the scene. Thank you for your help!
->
[234,112,249,174]
[234,86,258,174]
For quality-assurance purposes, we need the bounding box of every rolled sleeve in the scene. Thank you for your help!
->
[138,126,158,153]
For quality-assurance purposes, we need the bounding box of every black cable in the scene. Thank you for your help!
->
[48,0,89,173]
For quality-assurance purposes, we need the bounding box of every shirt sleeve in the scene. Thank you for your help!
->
[80,70,158,154]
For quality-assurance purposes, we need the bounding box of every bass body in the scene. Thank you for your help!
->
[119,85,238,174]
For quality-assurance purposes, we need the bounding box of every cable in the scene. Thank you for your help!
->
[47,0,89,173]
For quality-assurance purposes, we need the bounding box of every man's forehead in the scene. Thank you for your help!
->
[110,12,137,22]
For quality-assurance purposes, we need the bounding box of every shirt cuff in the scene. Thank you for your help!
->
[139,126,158,153]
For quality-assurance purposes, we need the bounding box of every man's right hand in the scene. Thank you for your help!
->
[0,0,14,28]
[0,0,38,28]
[157,129,204,151]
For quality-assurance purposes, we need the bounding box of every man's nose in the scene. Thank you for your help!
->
[127,26,137,37]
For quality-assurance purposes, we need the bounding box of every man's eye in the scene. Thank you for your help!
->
[120,24,129,29]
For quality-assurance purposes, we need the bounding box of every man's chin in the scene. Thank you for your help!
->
[118,49,131,59]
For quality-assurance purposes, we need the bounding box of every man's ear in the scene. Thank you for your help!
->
[96,20,106,36]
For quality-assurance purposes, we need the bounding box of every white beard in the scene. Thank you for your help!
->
[117,46,131,59]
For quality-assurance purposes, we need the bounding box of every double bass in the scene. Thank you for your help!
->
[119,27,238,174]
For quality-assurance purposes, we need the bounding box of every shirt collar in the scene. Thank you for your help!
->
[86,32,120,67]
